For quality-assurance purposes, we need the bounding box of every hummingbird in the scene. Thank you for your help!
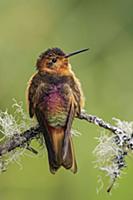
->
[27,47,88,174]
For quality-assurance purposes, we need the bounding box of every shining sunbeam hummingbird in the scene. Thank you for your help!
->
[27,47,88,174]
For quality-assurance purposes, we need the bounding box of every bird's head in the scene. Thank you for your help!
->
[36,47,89,74]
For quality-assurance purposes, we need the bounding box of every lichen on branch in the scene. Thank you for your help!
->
[0,102,133,192]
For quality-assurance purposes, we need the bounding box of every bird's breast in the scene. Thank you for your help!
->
[39,83,72,127]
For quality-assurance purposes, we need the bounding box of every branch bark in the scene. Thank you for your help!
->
[0,111,124,156]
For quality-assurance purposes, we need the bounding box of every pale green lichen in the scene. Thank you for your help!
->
[0,100,35,172]
[93,118,133,192]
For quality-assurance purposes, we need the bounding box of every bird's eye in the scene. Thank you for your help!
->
[52,58,57,63]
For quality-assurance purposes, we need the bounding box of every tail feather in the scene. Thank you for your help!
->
[50,127,64,166]
[49,127,77,174]
[62,136,77,173]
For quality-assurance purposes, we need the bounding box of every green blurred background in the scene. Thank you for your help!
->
[0,0,133,199]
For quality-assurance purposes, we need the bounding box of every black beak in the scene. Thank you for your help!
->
[65,48,89,58]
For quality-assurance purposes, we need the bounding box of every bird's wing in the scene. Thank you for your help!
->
[27,73,47,118]
[28,75,58,172]
[63,75,84,159]
[63,98,76,159]
[69,75,84,115]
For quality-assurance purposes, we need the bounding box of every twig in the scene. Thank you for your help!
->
[78,111,124,135]
[0,125,41,156]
